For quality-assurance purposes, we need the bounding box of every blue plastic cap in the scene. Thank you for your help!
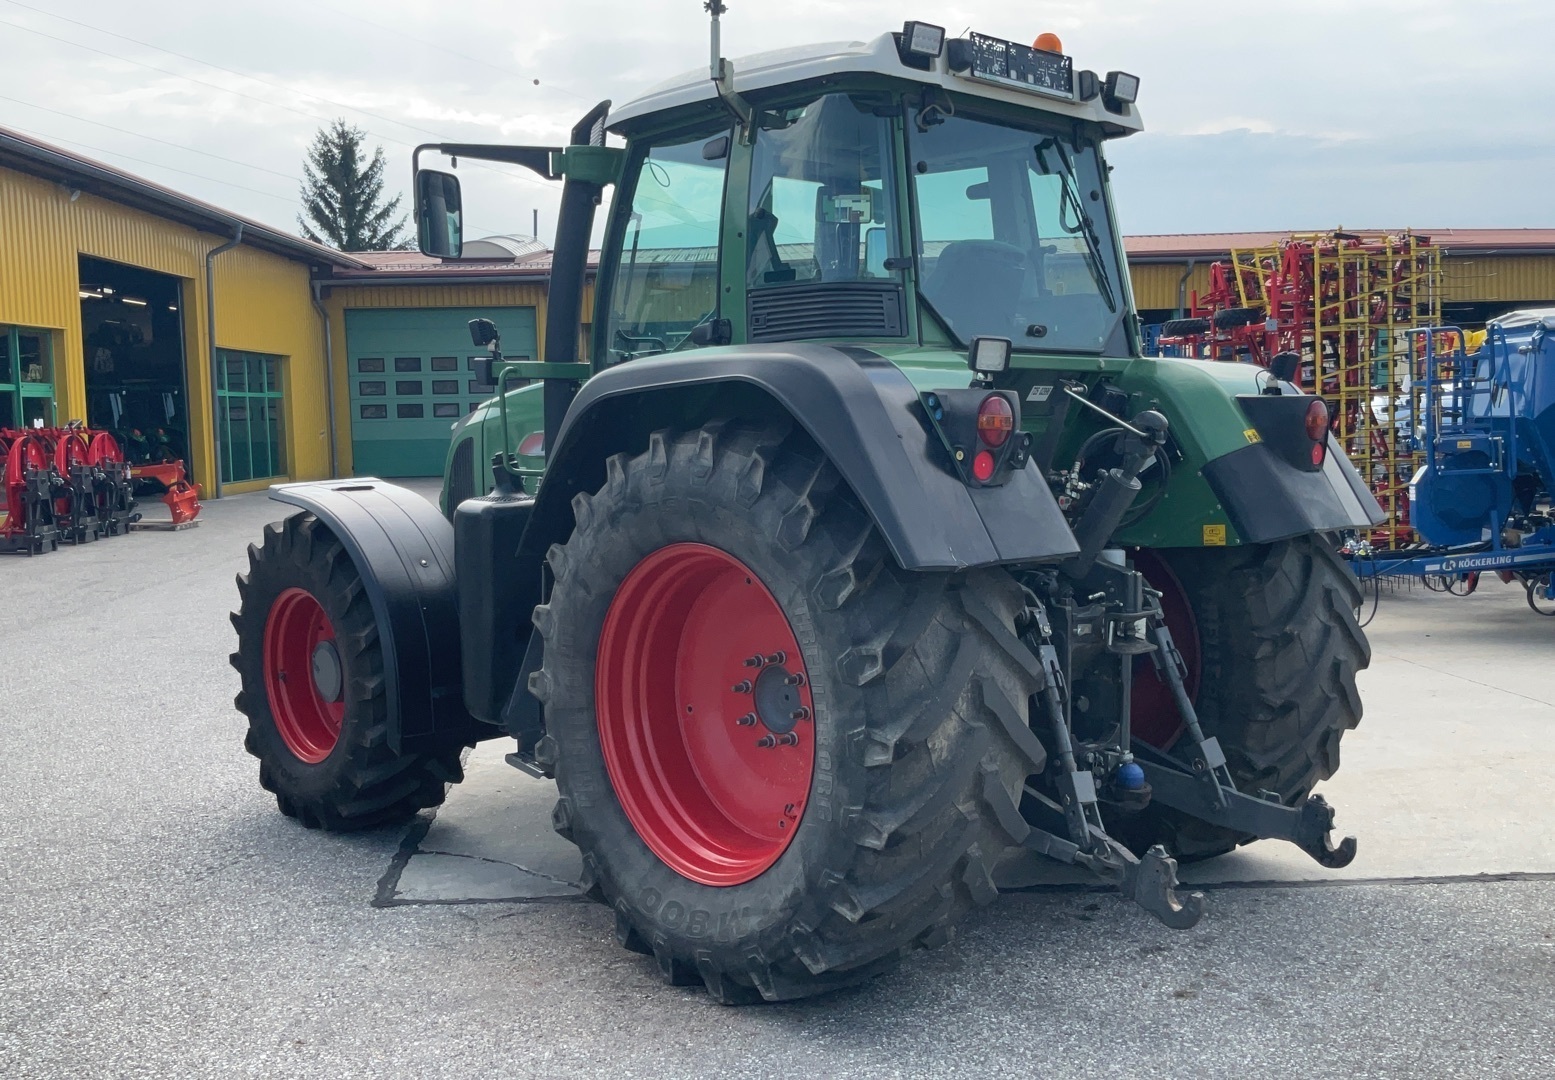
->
[1118,762,1146,790]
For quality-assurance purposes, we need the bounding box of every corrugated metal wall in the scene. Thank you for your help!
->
[1128,263,1214,312]
[0,166,330,489]
[1442,255,1555,303]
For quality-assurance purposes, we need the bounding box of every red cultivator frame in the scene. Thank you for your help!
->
[1152,231,1441,547]
[0,423,199,555]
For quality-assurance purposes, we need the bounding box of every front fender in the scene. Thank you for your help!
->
[269,479,476,752]
[525,344,1080,571]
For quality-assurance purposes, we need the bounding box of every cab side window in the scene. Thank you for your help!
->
[603,132,731,361]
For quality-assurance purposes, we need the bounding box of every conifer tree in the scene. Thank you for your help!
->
[297,120,408,250]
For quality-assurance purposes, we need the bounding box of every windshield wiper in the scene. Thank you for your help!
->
[1034,138,1118,313]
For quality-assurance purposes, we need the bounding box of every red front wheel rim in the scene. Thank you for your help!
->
[596,543,815,887]
[263,588,346,764]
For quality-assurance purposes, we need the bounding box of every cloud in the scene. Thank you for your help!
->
[1,0,1549,244]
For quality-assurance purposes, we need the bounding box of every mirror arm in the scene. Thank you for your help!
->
[413,143,563,180]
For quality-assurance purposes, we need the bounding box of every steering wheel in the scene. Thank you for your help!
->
[614,327,669,357]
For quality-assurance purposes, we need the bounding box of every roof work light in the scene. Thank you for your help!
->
[1103,70,1141,107]
[901,21,946,57]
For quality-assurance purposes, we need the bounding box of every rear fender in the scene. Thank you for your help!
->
[519,344,1080,573]
[268,479,481,753]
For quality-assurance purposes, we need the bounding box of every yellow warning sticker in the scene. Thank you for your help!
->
[1243,428,1262,444]
[1203,524,1227,546]
[1457,439,1473,449]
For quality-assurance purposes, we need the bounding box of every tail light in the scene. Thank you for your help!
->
[919,389,1031,488]
[972,450,996,481]
[977,394,1014,448]
[1305,399,1330,441]
[517,431,545,457]
[1306,398,1328,467]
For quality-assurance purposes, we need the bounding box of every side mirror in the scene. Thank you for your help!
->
[416,169,463,258]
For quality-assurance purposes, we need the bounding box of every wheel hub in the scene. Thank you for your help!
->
[311,640,343,703]
[752,661,804,735]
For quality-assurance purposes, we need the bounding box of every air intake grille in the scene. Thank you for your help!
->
[748,283,904,342]
[445,436,475,523]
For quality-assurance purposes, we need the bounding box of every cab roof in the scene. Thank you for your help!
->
[606,31,1144,136]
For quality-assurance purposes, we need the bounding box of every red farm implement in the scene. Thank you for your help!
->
[0,423,199,555]
[1153,230,1442,548]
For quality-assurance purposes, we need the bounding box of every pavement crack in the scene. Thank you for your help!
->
[415,848,580,889]
[1375,653,1555,707]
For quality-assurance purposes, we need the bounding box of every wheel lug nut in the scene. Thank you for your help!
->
[736,713,757,726]
[756,734,776,748]
[774,732,799,746]
[790,706,811,722]
[744,655,765,668]
[765,651,786,665]
[784,672,806,687]
[731,680,752,694]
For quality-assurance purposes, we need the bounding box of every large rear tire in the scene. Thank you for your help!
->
[1115,535,1368,860]
[533,421,1045,1002]
[231,513,466,831]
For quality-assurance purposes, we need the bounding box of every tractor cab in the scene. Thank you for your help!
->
[411,25,1145,485]
[593,29,1142,366]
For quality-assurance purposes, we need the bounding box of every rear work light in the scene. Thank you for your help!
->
[977,394,1014,448]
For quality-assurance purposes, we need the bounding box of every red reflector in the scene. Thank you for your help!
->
[1310,441,1326,467]
[972,449,996,482]
[977,394,1014,448]
[1305,398,1330,441]
[518,431,545,457]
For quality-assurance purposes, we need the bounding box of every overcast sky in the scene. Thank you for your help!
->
[2,0,1550,249]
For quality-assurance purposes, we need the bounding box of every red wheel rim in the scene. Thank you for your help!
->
[596,543,815,886]
[1130,549,1201,750]
[262,588,345,764]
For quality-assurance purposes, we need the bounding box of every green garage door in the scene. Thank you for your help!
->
[345,306,537,477]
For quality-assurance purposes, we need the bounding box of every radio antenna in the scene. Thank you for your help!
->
[704,1,753,141]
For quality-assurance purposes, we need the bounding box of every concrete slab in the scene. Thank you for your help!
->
[387,744,581,903]
[382,573,1555,903]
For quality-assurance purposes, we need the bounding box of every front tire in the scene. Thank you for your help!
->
[533,421,1045,1002]
[231,513,466,831]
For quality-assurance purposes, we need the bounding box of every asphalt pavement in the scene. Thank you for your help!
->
[2,485,1552,1079]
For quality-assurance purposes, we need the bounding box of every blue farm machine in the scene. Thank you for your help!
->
[1350,308,1555,613]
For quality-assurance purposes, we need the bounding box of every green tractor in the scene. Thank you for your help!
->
[232,8,1380,1002]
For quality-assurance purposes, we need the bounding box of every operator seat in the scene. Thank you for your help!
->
[923,240,1026,340]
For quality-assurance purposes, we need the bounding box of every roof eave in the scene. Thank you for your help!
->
[0,126,366,269]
